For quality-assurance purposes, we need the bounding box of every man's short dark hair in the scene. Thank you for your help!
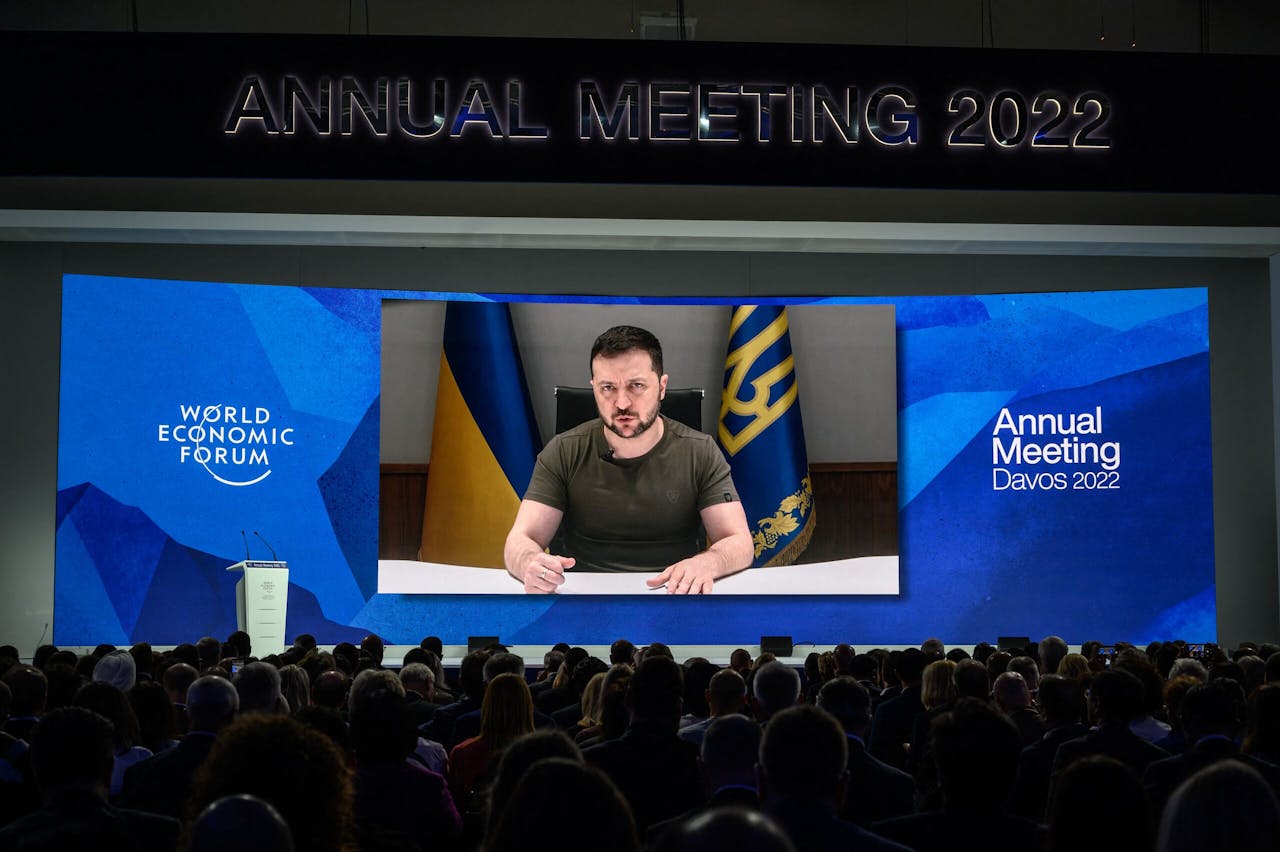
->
[419,636,444,656]
[610,639,637,666]
[1090,669,1145,725]
[753,662,801,719]
[1181,679,1246,740]
[700,714,760,781]
[570,657,609,697]
[1037,674,1084,725]
[403,647,431,667]
[896,648,929,683]
[31,706,115,791]
[233,662,282,715]
[4,665,48,716]
[931,697,1021,810]
[458,650,491,700]
[954,658,990,700]
[483,652,525,683]
[817,676,871,732]
[627,656,683,720]
[591,326,664,377]
[759,704,847,799]
[350,687,416,763]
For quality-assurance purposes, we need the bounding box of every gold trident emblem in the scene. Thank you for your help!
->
[718,306,797,457]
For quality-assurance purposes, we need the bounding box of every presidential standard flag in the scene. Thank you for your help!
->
[717,305,814,567]
[420,302,541,568]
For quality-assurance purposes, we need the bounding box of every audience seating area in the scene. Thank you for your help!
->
[1,634,1279,851]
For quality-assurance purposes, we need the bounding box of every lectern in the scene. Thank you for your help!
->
[226,561,289,655]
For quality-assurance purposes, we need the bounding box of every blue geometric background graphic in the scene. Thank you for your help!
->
[56,276,1214,645]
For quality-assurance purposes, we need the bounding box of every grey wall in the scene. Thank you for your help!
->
[2,242,1275,650]
[382,301,898,463]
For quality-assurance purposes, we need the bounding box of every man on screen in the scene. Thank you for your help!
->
[503,325,754,594]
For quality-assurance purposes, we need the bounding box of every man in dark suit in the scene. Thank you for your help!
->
[585,655,705,836]
[120,675,239,819]
[817,676,914,828]
[760,704,910,852]
[1143,678,1280,817]
[873,699,1045,852]
[1052,668,1168,781]
[994,671,1045,746]
[1011,674,1090,821]
[0,707,179,852]
[868,648,928,770]
[398,662,443,728]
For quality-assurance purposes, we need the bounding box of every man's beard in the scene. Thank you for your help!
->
[604,403,660,439]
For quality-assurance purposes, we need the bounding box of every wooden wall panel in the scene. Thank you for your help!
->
[379,462,899,561]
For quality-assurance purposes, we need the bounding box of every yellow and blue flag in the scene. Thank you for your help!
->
[420,302,541,568]
[718,305,815,568]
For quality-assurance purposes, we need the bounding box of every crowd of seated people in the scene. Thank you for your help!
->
[1,634,1279,851]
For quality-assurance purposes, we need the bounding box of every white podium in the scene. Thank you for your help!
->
[226,560,289,655]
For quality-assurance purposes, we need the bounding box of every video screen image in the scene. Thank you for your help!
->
[55,274,1213,644]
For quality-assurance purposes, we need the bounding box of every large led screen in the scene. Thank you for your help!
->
[55,274,1214,645]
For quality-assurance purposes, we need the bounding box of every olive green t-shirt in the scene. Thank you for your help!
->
[524,415,740,573]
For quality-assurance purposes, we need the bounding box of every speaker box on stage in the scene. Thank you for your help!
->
[761,635,794,657]
[468,635,500,653]
[997,636,1032,652]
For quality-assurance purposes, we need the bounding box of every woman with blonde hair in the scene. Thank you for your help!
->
[1057,652,1092,682]
[569,671,607,742]
[448,673,535,807]
[908,659,958,809]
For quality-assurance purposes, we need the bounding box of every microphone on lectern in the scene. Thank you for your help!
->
[253,531,279,561]
[241,530,252,561]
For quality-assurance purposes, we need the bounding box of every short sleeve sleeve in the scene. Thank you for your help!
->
[696,437,740,510]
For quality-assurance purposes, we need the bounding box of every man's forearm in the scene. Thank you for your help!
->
[707,533,753,578]
[503,533,542,581]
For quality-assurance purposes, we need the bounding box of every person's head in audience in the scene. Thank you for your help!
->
[1037,674,1084,728]
[293,705,351,756]
[626,655,684,730]
[74,654,98,680]
[420,636,444,657]
[129,679,177,752]
[292,634,317,655]
[234,661,285,715]
[277,665,311,713]
[683,660,719,720]
[187,714,354,852]
[91,644,117,661]
[658,807,795,852]
[127,642,153,681]
[331,642,358,673]
[610,638,637,666]
[569,656,609,706]
[4,664,48,719]
[483,651,525,686]
[486,730,583,839]
[1088,668,1145,728]
[551,647,588,689]
[92,649,137,692]
[803,653,821,687]
[348,669,404,722]
[1155,642,1181,680]
[992,671,1032,714]
[817,652,836,683]
[187,674,240,733]
[349,686,415,767]
[32,644,58,671]
[700,713,760,796]
[196,636,223,670]
[1209,659,1246,686]
[401,646,430,669]
[599,663,635,740]
[1237,655,1266,694]
[1050,756,1152,852]
[645,642,675,662]
[953,658,990,700]
[1162,675,1201,737]
[190,794,295,852]
[227,631,252,659]
[1180,678,1245,745]
[74,680,142,754]
[540,650,565,682]
[312,670,349,712]
[817,676,872,740]
[832,643,856,675]
[164,662,199,706]
[479,672,535,750]
[758,704,847,811]
[359,634,384,667]
[945,648,971,664]
[986,650,1012,677]
[1116,655,1168,723]
[896,647,929,687]
[703,668,747,719]
[487,758,640,852]
[920,659,957,710]
[46,649,78,670]
[30,706,115,798]
[729,648,753,674]
[1263,652,1280,685]
[752,661,801,724]
[172,643,200,669]
[931,698,1021,813]
[972,642,994,665]
[921,637,945,659]
[1244,684,1280,762]
[399,662,435,701]
[43,664,83,711]
[1038,636,1069,678]
[1167,656,1207,682]
[1007,656,1040,694]
[457,649,490,700]
[579,672,607,728]
[849,653,879,686]
[0,679,10,723]
[1157,760,1280,852]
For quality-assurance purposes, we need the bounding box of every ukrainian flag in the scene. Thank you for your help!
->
[718,305,815,568]
[420,302,541,568]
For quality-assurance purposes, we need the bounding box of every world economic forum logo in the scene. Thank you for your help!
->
[157,404,295,487]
